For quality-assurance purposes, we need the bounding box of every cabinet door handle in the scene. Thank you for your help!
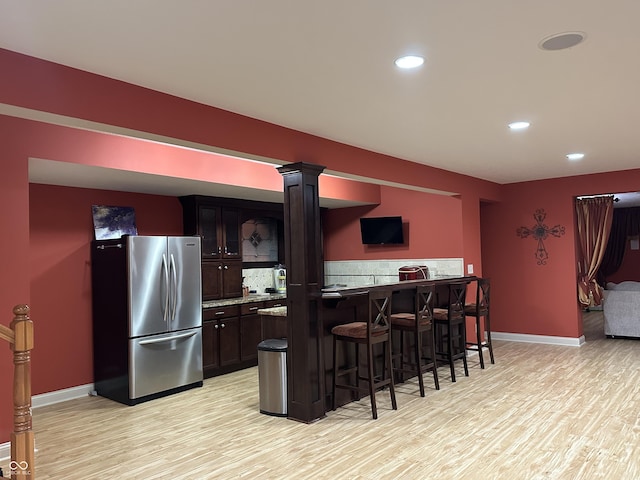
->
[220,323,226,328]
[218,265,223,270]
[249,307,258,311]
[218,246,222,254]
[224,265,228,270]
[215,311,225,315]
[214,324,219,329]
[272,304,282,307]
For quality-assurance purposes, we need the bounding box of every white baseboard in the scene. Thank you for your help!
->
[492,331,585,347]
[31,383,94,409]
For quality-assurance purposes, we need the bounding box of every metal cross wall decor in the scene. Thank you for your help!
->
[516,209,565,265]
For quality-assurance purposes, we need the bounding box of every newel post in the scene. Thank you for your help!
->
[10,304,35,480]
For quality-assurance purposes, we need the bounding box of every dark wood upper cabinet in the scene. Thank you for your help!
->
[180,195,285,268]
[188,203,240,260]
[198,204,219,258]
[221,208,241,258]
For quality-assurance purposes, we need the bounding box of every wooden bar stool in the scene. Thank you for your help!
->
[390,284,439,396]
[331,289,397,419]
[465,278,494,368]
[433,281,468,382]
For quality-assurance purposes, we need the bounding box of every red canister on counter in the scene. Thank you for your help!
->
[399,265,428,281]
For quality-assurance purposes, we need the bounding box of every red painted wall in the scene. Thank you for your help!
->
[481,188,580,337]
[481,169,640,338]
[29,184,183,394]
[319,176,381,206]
[461,194,483,277]
[0,138,30,443]
[323,186,463,260]
[0,48,502,202]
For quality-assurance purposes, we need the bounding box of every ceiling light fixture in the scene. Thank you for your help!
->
[394,55,424,69]
[566,153,585,161]
[508,121,530,130]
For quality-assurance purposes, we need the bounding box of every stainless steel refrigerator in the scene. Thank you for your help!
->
[91,235,203,405]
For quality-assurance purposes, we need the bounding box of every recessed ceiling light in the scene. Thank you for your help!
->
[508,121,530,130]
[394,55,424,69]
[566,153,585,161]
[539,32,586,51]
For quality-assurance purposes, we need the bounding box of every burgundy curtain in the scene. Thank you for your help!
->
[598,206,640,284]
[575,196,614,306]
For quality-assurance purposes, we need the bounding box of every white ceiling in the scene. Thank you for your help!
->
[2,1,640,193]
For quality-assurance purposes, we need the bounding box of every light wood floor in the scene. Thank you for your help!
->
[3,311,640,479]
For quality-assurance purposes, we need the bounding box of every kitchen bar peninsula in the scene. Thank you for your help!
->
[257,305,288,340]
[318,275,476,412]
[277,161,477,423]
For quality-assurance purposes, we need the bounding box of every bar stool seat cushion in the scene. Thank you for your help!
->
[465,303,488,315]
[390,312,431,327]
[331,322,386,339]
[432,308,448,321]
[390,312,414,320]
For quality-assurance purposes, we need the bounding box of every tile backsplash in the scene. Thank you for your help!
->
[324,258,463,288]
[243,258,464,292]
[242,267,276,294]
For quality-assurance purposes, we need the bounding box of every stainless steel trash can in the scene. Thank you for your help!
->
[258,339,287,416]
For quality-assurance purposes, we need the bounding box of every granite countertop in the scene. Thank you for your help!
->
[320,275,475,299]
[257,306,287,316]
[202,293,286,309]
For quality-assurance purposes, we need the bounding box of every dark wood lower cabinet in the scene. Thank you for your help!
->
[218,316,241,367]
[202,320,217,370]
[203,305,240,377]
[203,301,266,378]
[202,316,241,372]
[240,304,262,362]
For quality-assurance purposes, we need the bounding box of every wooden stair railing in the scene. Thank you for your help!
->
[0,305,34,480]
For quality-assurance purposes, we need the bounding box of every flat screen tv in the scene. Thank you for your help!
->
[359,216,404,245]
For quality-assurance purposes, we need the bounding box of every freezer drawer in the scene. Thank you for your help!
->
[129,328,203,400]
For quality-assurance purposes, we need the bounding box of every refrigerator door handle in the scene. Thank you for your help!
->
[170,253,178,324]
[162,253,170,326]
[138,330,198,345]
